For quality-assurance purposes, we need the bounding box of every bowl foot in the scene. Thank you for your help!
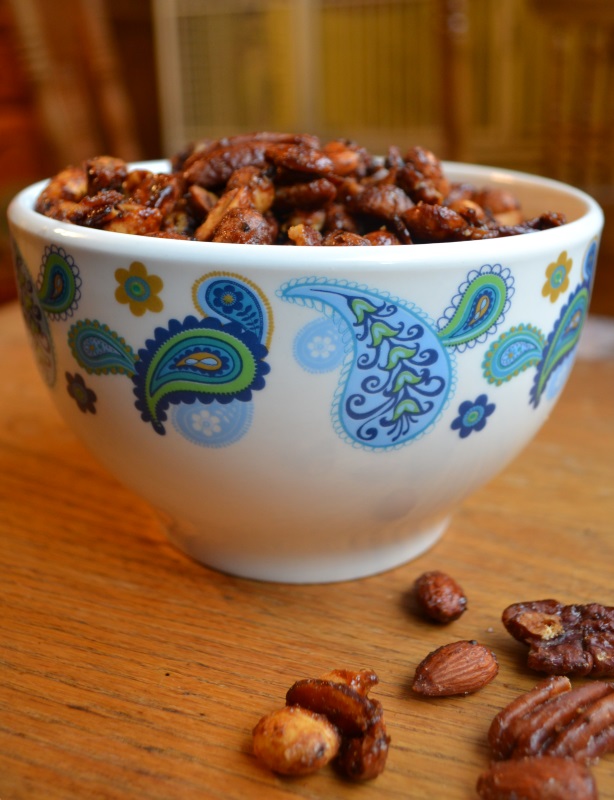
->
[161,514,450,584]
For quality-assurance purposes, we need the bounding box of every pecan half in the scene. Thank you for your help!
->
[502,600,614,677]
[546,688,614,761]
[488,676,571,759]
[477,756,597,800]
[488,678,614,762]
[412,640,498,696]
[511,682,613,758]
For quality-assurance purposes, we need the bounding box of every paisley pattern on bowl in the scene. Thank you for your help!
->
[13,237,595,449]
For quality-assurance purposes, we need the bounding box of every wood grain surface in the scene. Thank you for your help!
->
[1,300,613,800]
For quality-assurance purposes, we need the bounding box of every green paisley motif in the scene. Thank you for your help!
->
[438,272,510,348]
[482,324,546,386]
[132,315,270,434]
[68,320,136,376]
[37,246,81,319]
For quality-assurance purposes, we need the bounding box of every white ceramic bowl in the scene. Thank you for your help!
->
[8,162,603,582]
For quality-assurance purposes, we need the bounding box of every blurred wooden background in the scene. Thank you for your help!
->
[1,0,612,314]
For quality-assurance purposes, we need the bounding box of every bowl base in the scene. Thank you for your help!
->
[161,514,450,584]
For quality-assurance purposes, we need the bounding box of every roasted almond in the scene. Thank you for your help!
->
[414,570,467,623]
[412,640,498,697]
[476,755,597,800]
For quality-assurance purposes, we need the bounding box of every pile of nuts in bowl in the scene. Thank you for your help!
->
[34,131,566,246]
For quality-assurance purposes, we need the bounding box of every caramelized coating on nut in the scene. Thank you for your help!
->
[397,145,450,204]
[363,229,401,246]
[414,570,468,623]
[471,187,522,225]
[318,668,379,697]
[322,230,372,247]
[412,640,499,697]
[477,756,597,800]
[286,678,380,736]
[335,709,390,781]
[502,599,614,677]
[488,677,572,759]
[322,139,372,177]
[488,678,614,763]
[547,689,614,761]
[35,132,567,246]
[511,682,613,758]
[253,668,389,782]
[273,177,337,211]
[210,207,276,245]
[287,223,322,246]
[252,705,341,776]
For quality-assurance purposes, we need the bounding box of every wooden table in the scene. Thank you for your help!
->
[1,298,613,800]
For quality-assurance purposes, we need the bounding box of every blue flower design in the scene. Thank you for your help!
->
[451,394,495,438]
[212,283,245,313]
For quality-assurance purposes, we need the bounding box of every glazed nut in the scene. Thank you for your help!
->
[316,670,389,780]
[318,668,379,697]
[511,681,614,759]
[412,640,498,697]
[194,186,252,241]
[487,678,614,762]
[335,711,391,781]
[37,131,569,245]
[476,756,597,800]
[286,678,380,736]
[487,676,571,759]
[502,599,614,677]
[322,230,372,246]
[414,570,467,623]
[287,223,322,246]
[546,687,614,761]
[210,207,276,245]
[471,187,521,225]
[254,669,388,781]
[252,705,341,776]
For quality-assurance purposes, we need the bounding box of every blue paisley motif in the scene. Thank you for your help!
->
[583,239,599,288]
[530,283,589,407]
[482,324,546,385]
[193,272,272,348]
[37,245,81,319]
[437,264,514,351]
[280,279,453,449]
[13,240,56,386]
[68,320,136,375]
[132,315,269,434]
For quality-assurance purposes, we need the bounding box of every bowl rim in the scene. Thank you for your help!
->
[8,159,604,270]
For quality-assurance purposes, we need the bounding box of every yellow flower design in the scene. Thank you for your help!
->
[542,251,572,303]
[115,261,164,316]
